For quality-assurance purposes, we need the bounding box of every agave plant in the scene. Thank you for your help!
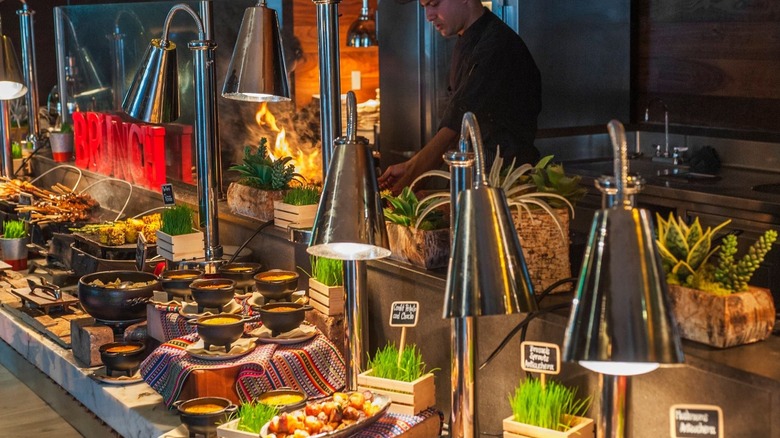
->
[408,152,584,238]
[229,138,304,191]
[381,187,447,231]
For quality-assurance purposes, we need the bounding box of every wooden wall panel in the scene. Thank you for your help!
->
[292,0,379,108]
[636,0,780,133]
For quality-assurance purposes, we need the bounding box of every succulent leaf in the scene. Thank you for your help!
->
[664,218,689,261]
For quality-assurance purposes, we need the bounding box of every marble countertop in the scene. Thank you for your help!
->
[0,306,181,438]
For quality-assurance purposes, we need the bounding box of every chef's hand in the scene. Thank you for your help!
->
[378,160,412,195]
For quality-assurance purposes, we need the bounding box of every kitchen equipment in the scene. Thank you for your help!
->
[99,341,145,377]
[253,269,298,302]
[217,262,264,293]
[189,278,236,313]
[252,302,312,337]
[174,396,237,438]
[78,270,158,324]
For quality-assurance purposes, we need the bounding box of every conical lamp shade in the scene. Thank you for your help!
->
[222,2,290,102]
[0,35,27,100]
[122,39,179,123]
[346,14,377,48]
[444,185,537,317]
[562,206,684,375]
[307,135,389,261]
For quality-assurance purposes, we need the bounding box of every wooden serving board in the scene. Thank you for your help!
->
[11,287,80,314]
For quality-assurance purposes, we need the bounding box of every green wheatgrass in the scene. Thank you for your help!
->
[3,220,27,239]
[160,205,195,236]
[367,343,437,382]
[508,378,591,432]
[283,185,320,206]
[230,401,278,433]
[311,256,343,287]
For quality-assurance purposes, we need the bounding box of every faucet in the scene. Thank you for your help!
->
[644,97,670,158]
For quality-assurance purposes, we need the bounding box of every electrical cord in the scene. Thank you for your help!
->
[227,219,274,264]
[478,277,577,371]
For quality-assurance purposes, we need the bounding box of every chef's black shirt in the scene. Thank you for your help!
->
[439,8,542,167]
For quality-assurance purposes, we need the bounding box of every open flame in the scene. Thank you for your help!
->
[256,103,322,185]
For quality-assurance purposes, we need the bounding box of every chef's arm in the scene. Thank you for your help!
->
[379,126,459,194]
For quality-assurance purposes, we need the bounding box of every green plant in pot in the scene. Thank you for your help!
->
[0,219,29,270]
[380,186,450,269]
[218,400,278,436]
[306,256,344,316]
[274,184,320,229]
[358,342,438,415]
[657,213,778,347]
[156,205,203,261]
[503,377,593,437]
[227,138,305,222]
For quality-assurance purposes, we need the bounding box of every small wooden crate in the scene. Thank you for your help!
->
[156,230,204,261]
[667,284,776,348]
[503,415,595,438]
[308,278,344,316]
[274,201,318,229]
[357,370,435,415]
[216,418,253,438]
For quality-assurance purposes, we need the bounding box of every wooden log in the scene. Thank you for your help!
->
[667,284,776,348]
[385,222,450,270]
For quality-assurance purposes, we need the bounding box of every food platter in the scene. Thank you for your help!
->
[260,392,391,437]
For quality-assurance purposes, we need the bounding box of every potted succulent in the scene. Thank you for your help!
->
[656,213,777,348]
[156,205,204,261]
[50,122,74,163]
[273,184,320,229]
[503,377,593,438]
[307,256,344,316]
[216,400,277,438]
[0,219,29,270]
[381,187,450,269]
[357,342,437,415]
[227,138,304,222]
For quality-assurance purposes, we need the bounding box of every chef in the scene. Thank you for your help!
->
[379,0,542,194]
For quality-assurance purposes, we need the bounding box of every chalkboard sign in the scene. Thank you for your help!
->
[161,184,175,205]
[670,405,723,438]
[18,192,33,221]
[389,301,419,327]
[520,341,561,375]
[135,233,147,272]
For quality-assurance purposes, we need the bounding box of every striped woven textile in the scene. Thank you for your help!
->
[354,407,441,437]
[151,297,258,342]
[140,331,345,408]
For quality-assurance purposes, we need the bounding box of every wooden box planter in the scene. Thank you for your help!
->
[156,230,204,261]
[514,208,571,293]
[503,415,595,438]
[667,284,776,348]
[308,278,344,316]
[216,418,254,438]
[385,222,450,270]
[357,370,435,415]
[226,182,285,222]
[274,201,318,229]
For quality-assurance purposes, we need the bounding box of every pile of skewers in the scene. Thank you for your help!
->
[0,177,99,224]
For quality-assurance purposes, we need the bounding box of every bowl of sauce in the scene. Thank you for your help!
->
[189,313,248,351]
[254,270,299,301]
[174,396,237,437]
[258,388,308,412]
[254,302,312,337]
[189,278,236,314]
[99,341,146,377]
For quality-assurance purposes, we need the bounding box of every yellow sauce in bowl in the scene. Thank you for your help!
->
[257,273,296,282]
[260,393,305,406]
[106,345,142,353]
[201,317,241,325]
[183,403,225,414]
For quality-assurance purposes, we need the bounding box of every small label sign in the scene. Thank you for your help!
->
[389,301,419,327]
[520,341,561,375]
[670,405,723,438]
[135,233,147,272]
[161,184,175,205]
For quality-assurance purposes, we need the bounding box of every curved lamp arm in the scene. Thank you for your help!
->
[458,112,487,189]
[160,4,205,46]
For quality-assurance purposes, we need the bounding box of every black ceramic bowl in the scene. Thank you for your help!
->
[254,302,312,337]
[217,262,264,293]
[159,269,203,301]
[99,341,145,377]
[189,278,236,313]
[174,396,237,437]
[257,388,308,413]
[189,313,248,351]
[78,271,159,322]
[254,270,299,301]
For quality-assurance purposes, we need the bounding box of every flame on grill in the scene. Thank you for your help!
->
[256,103,322,185]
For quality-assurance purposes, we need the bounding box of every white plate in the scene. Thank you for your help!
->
[185,338,257,361]
[179,299,243,319]
[89,369,144,385]
[252,323,317,345]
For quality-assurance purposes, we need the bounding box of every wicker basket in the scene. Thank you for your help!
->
[514,208,571,293]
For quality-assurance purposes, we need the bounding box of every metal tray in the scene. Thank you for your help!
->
[69,242,158,277]
[72,231,157,261]
[260,393,391,437]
